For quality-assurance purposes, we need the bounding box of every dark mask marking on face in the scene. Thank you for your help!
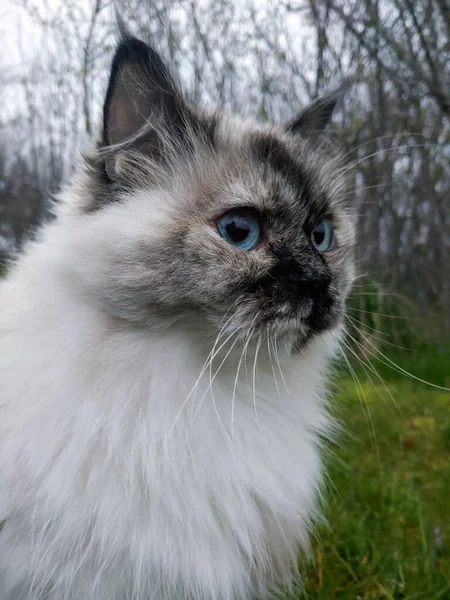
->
[251,133,313,205]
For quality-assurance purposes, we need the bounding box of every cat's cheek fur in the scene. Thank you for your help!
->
[0,240,340,599]
[58,190,188,323]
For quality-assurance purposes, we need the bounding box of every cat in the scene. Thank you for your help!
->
[0,30,355,600]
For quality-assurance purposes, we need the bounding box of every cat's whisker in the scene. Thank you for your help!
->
[345,312,391,337]
[347,306,409,320]
[341,183,392,197]
[348,290,409,300]
[267,333,280,392]
[341,331,399,412]
[242,324,255,387]
[230,350,243,439]
[333,134,427,169]
[350,286,387,291]
[273,336,289,393]
[252,336,263,433]
[338,342,380,462]
[335,142,434,180]
[345,313,410,351]
[185,302,242,421]
[215,294,244,332]
[352,271,375,282]
[231,327,254,438]
[190,330,239,423]
[207,316,241,395]
[207,335,239,411]
[189,349,227,416]
[353,327,450,392]
[165,321,236,446]
[208,339,257,467]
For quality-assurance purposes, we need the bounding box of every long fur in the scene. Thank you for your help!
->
[0,33,355,600]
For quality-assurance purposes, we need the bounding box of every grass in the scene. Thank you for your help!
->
[285,348,450,600]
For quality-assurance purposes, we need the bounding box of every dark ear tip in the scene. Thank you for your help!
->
[286,76,356,137]
[108,30,171,89]
[112,35,152,68]
[113,11,149,55]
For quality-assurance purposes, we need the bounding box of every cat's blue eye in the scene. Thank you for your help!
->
[311,219,334,252]
[217,210,260,251]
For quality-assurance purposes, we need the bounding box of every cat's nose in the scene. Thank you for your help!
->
[270,244,332,293]
[287,269,331,292]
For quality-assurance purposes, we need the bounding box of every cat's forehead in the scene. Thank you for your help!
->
[189,112,343,219]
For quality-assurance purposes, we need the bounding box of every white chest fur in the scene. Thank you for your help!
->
[0,261,337,600]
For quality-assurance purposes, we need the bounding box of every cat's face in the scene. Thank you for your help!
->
[71,34,355,349]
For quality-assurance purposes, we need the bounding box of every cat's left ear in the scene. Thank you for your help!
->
[286,79,352,138]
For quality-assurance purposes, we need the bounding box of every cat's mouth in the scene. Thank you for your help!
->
[226,289,339,345]
[253,281,338,334]
[269,305,336,337]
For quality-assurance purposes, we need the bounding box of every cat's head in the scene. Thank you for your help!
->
[66,33,355,350]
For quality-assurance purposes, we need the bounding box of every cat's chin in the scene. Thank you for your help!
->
[261,319,315,352]
[204,303,341,348]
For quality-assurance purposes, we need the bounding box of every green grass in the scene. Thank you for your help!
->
[286,349,450,600]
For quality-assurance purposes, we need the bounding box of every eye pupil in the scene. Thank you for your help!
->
[313,227,325,246]
[225,218,250,243]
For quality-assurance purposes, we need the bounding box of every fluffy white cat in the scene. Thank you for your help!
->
[0,32,355,599]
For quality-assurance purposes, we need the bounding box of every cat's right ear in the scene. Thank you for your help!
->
[286,78,354,139]
[101,33,187,150]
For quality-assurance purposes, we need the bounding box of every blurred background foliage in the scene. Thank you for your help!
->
[1,1,449,597]
[1,0,449,335]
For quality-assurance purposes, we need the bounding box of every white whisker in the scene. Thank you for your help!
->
[341,333,399,412]
[267,333,279,392]
[346,313,410,351]
[355,328,450,392]
[191,333,239,422]
[347,306,409,320]
[164,314,237,446]
[252,336,263,432]
[338,342,380,461]
[273,336,289,392]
